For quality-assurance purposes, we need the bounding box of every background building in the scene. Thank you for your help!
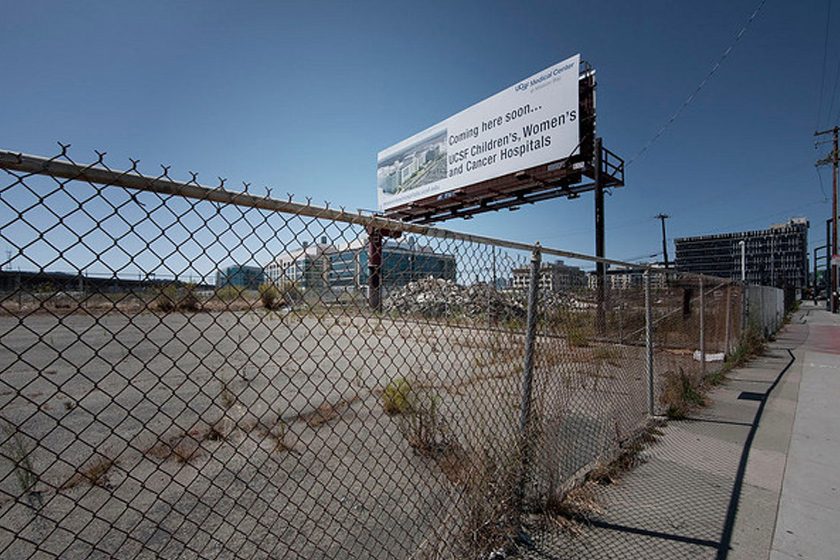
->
[511,260,586,293]
[265,236,455,293]
[586,266,667,291]
[264,238,332,290]
[675,217,809,288]
[216,265,265,290]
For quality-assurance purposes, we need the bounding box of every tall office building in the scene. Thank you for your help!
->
[675,217,809,289]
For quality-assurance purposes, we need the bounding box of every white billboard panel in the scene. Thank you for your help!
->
[378,54,581,212]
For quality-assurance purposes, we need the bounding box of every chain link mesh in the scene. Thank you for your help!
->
[0,148,758,559]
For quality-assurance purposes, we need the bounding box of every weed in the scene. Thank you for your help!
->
[172,437,204,464]
[145,433,205,464]
[383,378,452,456]
[382,377,413,415]
[457,443,521,557]
[216,285,244,301]
[262,417,290,453]
[219,373,237,410]
[706,371,727,386]
[546,484,605,527]
[1,421,39,503]
[566,315,592,348]
[722,321,765,373]
[661,368,705,419]
[153,283,199,313]
[400,392,449,455]
[62,454,117,490]
[258,282,281,310]
[300,396,358,428]
[304,402,340,428]
[592,346,621,367]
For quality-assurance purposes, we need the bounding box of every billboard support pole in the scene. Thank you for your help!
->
[594,137,606,335]
[368,228,383,312]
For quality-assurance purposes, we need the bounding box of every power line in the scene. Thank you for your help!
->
[817,165,830,202]
[627,0,766,167]
[828,50,840,125]
[816,0,833,128]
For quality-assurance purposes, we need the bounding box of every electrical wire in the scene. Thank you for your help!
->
[817,166,830,202]
[816,0,833,128]
[627,0,767,167]
[827,44,840,125]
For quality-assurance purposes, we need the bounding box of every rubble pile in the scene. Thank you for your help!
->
[385,277,527,320]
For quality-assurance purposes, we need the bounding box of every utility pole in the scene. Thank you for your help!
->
[815,126,839,312]
[655,214,670,268]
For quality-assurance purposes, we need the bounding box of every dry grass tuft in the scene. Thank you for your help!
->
[62,454,118,490]
[540,485,606,536]
[299,396,358,428]
[145,432,207,464]
[661,368,706,419]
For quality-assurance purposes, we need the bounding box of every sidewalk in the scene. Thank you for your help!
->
[523,301,839,559]
[767,302,840,560]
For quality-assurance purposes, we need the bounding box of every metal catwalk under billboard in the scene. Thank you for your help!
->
[377,54,581,212]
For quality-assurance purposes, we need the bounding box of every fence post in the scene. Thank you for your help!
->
[700,276,706,378]
[645,270,654,416]
[760,285,766,337]
[516,244,541,515]
[724,285,732,355]
[618,288,624,344]
[741,283,749,337]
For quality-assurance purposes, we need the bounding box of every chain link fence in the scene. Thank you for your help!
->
[0,148,780,559]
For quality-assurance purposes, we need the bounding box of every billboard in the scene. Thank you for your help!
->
[378,54,581,212]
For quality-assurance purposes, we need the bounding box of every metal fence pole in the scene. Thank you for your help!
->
[724,285,732,354]
[645,270,655,416]
[618,288,624,344]
[517,244,541,513]
[760,285,766,336]
[700,276,706,378]
[741,282,750,338]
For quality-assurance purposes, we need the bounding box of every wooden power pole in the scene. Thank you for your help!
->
[816,126,839,313]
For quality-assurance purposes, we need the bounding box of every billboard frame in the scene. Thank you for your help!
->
[382,62,624,225]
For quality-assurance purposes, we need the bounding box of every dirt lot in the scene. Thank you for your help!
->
[0,306,666,559]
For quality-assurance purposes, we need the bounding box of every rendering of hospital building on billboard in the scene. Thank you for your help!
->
[377,54,581,213]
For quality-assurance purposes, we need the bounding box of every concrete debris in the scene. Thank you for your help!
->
[385,278,526,319]
[384,277,585,320]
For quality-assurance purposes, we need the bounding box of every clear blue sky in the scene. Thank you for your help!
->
[2,0,838,270]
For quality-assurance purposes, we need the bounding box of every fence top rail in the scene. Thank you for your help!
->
[0,147,735,284]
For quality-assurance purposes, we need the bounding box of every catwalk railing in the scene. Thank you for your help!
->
[0,147,771,559]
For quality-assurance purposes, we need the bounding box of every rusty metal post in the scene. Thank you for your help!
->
[368,229,383,312]
[517,244,541,515]
[594,137,606,335]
